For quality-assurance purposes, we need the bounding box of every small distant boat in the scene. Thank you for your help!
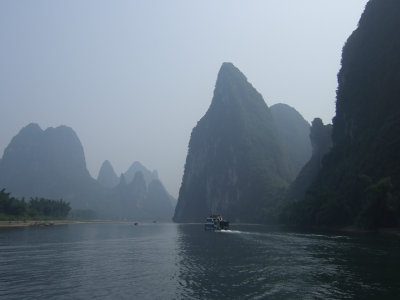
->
[30,221,54,227]
[134,222,138,226]
[204,214,230,231]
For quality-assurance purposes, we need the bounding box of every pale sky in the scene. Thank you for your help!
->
[0,0,368,197]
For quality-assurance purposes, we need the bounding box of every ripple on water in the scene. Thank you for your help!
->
[0,223,400,299]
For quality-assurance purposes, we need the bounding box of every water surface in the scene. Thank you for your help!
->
[0,223,399,299]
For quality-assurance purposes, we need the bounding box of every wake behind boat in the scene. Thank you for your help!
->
[204,214,230,231]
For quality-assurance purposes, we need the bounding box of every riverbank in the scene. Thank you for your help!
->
[2,221,400,237]
[0,220,141,228]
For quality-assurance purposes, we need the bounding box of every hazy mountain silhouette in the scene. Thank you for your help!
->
[0,123,100,208]
[97,160,119,188]
[144,179,175,220]
[174,62,292,223]
[0,123,175,221]
[270,103,312,177]
[124,161,158,186]
[104,171,174,221]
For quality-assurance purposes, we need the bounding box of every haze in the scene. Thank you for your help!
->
[0,0,368,197]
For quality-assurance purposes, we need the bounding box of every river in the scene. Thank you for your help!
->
[0,223,399,299]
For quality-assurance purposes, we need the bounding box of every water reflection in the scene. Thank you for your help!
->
[175,224,400,299]
[0,224,182,299]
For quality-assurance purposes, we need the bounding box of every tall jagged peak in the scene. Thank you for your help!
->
[97,160,119,188]
[217,62,248,85]
[174,63,292,223]
[211,62,263,108]
[101,160,113,169]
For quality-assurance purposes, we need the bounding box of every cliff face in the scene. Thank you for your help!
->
[290,0,400,228]
[174,63,292,223]
[270,103,312,177]
[285,118,332,202]
[333,0,400,146]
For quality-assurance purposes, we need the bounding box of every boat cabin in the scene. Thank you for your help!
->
[204,214,230,230]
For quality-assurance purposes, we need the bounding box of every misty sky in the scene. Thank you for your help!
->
[1,0,368,197]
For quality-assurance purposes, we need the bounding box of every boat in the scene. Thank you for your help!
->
[204,214,230,231]
[29,221,54,227]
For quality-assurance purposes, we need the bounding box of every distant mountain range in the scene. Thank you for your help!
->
[6,0,396,228]
[0,123,175,221]
[97,160,159,189]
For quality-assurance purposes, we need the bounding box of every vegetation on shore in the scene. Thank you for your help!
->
[0,189,71,221]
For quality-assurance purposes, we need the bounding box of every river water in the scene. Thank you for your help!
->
[0,223,399,299]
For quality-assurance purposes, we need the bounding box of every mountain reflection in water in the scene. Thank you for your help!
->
[0,223,399,299]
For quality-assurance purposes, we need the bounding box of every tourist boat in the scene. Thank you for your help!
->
[204,214,230,231]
